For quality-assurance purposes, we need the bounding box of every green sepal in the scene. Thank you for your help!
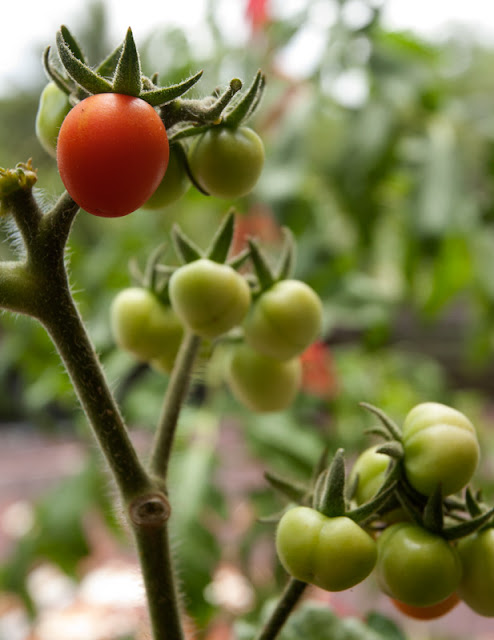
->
[394,482,425,526]
[42,47,74,96]
[204,78,243,122]
[315,448,346,518]
[346,481,398,524]
[364,426,393,441]
[264,471,308,503]
[228,248,251,271]
[248,238,276,292]
[96,42,124,78]
[258,508,291,525]
[128,257,145,287]
[442,505,494,541]
[60,25,85,62]
[465,487,483,518]
[223,70,265,127]
[168,124,211,144]
[311,446,330,487]
[422,485,444,534]
[141,71,204,107]
[360,402,403,441]
[275,227,296,281]
[57,30,113,94]
[112,28,142,96]
[206,209,235,264]
[142,244,167,292]
[171,224,203,264]
[375,441,404,460]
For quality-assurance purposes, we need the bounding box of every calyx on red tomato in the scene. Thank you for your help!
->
[35,82,72,158]
[275,506,377,592]
[457,527,494,617]
[243,279,323,361]
[187,125,264,199]
[57,93,169,217]
[401,402,480,496]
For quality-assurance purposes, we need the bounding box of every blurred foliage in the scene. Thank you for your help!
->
[1,0,494,637]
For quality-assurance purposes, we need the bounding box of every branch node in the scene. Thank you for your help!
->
[130,492,171,528]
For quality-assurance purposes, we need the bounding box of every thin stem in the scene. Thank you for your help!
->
[254,578,307,640]
[149,331,202,479]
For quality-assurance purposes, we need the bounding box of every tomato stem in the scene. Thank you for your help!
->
[254,578,307,640]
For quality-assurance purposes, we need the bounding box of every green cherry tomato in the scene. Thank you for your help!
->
[57,93,169,217]
[188,126,264,199]
[349,445,391,506]
[226,342,301,413]
[402,402,480,496]
[275,506,377,592]
[142,145,190,210]
[110,287,183,364]
[168,259,251,339]
[376,522,462,607]
[457,528,494,617]
[35,82,72,158]
[243,279,323,361]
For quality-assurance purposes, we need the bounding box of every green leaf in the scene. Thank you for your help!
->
[141,70,204,107]
[366,611,408,640]
[112,28,142,96]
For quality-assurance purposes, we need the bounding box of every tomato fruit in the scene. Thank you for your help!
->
[35,82,72,158]
[187,126,264,199]
[168,259,251,339]
[142,145,190,209]
[243,280,323,361]
[402,402,479,496]
[457,528,494,617]
[349,445,391,506]
[226,342,301,412]
[391,593,460,620]
[57,93,169,217]
[275,506,377,592]
[376,522,462,607]
[110,287,183,364]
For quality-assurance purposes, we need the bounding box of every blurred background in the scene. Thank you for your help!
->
[1,1,494,638]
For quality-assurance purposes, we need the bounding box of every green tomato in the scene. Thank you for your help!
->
[349,445,391,506]
[457,528,494,617]
[110,287,183,363]
[402,402,480,496]
[243,279,323,361]
[142,145,190,209]
[168,259,251,339]
[188,126,264,199]
[376,522,462,607]
[226,342,301,413]
[35,82,72,157]
[276,506,377,592]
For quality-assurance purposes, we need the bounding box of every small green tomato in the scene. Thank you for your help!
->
[35,82,72,157]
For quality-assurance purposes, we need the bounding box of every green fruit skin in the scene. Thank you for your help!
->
[226,343,301,413]
[458,528,494,617]
[142,146,190,209]
[276,506,377,592]
[402,402,480,496]
[376,523,462,607]
[349,445,391,505]
[110,288,183,363]
[188,126,264,199]
[169,259,251,339]
[35,82,72,158]
[243,280,323,361]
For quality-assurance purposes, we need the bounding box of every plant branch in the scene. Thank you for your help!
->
[254,578,307,640]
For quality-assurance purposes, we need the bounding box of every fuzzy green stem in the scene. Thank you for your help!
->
[254,578,307,640]
[149,331,202,479]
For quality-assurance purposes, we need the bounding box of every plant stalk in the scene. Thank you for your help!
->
[254,578,307,640]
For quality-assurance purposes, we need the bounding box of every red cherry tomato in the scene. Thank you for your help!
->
[391,593,460,620]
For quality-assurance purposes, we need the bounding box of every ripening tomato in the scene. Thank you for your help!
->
[142,144,190,209]
[226,342,301,412]
[168,259,251,339]
[457,528,494,617]
[35,82,72,157]
[57,93,169,217]
[187,126,264,199]
[402,402,480,496]
[391,593,460,620]
[275,506,377,592]
[243,279,323,361]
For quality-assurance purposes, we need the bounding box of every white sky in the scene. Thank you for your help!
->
[1,0,494,95]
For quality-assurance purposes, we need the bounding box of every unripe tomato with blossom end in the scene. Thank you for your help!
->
[36,82,71,157]
[457,528,494,617]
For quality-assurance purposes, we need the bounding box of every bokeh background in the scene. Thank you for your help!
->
[1,1,494,639]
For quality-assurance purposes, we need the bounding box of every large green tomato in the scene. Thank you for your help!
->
[226,343,301,413]
[402,402,480,496]
[243,279,323,361]
[142,145,190,209]
[187,126,264,199]
[276,506,377,592]
[457,528,494,617]
[168,259,251,339]
[110,287,183,364]
[376,523,462,607]
[35,82,72,157]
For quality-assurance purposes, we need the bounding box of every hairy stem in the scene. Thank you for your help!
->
[254,578,307,640]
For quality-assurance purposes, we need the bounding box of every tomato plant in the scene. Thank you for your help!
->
[35,82,72,158]
[275,506,377,592]
[401,402,480,496]
[57,93,169,217]
[110,287,183,365]
[243,279,323,361]
[376,522,462,607]
[188,126,264,199]
[391,593,460,620]
[168,259,251,339]
[142,144,190,210]
[226,342,301,412]
[457,527,494,617]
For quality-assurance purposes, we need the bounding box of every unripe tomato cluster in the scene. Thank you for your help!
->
[274,403,494,620]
